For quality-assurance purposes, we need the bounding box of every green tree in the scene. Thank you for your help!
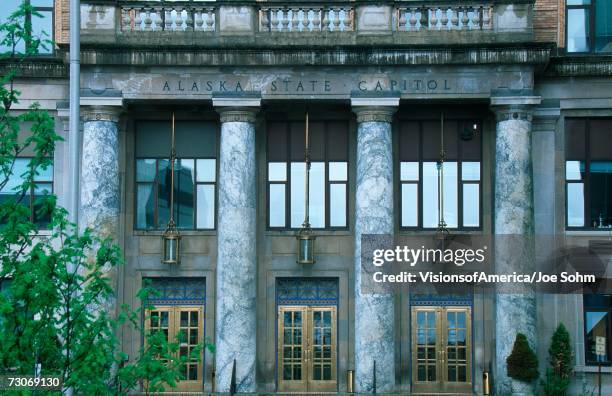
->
[541,324,573,396]
[506,333,539,382]
[0,4,209,394]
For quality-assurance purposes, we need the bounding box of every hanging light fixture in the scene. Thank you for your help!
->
[162,112,181,264]
[436,112,450,241]
[296,111,316,264]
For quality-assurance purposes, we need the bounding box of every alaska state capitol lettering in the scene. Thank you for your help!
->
[160,78,455,94]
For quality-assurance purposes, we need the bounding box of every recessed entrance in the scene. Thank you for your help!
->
[411,306,472,394]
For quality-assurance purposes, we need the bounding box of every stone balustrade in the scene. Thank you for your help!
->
[259,6,354,32]
[83,1,531,44]
[120,4,216,32]
[397,4,493,31]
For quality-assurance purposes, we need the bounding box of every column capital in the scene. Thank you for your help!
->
[351,96,399,123]
[81,105,123,123]
[213,95,261,123]
[216,107,259,123]
[490,93,541,123]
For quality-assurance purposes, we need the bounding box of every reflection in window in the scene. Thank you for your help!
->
[0,0,54,55]
[0,157,53,228]
[399,119,482,229]
[267,120,349,229]
[566,0,612,53]
[565,118,612,228]
[135,120,217,230]
[584,294,611,364]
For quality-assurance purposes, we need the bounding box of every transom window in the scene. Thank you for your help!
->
[566,0,612,53]
[565,118,612,229]
[135,120,217,230]
[0,0,54,55]
[267,120,349,230]
[399,119,482,229]
[0,157,53,228]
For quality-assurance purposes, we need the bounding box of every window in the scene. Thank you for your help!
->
[267,120,349,229]
[399,119,482,229]
[566,0,612,53]
[0,157,53,227]
[565,118,612,229]
[135,120,217,230]
[584,294,611,364]
[0,0,54,55]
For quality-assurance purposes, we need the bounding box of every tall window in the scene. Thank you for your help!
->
[566,0,612,53]
[399,119,482,229]
[0,157,53,227]
[135,120,217,230]
[0,0,54,55]
[267,120,349,229]
[565,118,612,229]
[584,294,611,364]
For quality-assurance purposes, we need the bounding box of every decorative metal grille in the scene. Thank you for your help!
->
[145,277,206,306]
[410,293,473,306]
[276,277,338,306]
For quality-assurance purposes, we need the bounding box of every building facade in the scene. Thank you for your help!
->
[2,0,612,394]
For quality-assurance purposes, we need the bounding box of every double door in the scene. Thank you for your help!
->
[278,306,337,392]
[411,306,472,394]
[145,306,204,392]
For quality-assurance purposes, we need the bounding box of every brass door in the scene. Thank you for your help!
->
[145,306,205,392]
[278,306,337,392]
[411,306,472,394]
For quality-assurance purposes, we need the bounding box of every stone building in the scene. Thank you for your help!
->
[1,0,612,394]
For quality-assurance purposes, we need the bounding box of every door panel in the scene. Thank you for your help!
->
[278,305,337,392]
[411,306,472,394]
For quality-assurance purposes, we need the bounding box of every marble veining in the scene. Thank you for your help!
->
[354,121,395,393]
[215,120,257,392]
[494,117,537,396]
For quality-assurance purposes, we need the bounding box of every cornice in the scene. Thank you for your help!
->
[545,55,612,77]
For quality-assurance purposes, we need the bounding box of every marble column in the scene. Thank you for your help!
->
[352,103,397,393]
[491,94,541,396]
[80,105,122,312]
[214,105,259,392]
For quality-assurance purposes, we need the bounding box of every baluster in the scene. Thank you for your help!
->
[122,8,131,31]
[346,8,354,31]
[260,9,269,32]
[302,8,311,32]
[270,8,280,31]
[333,9,341,31]
[280,8,289,31]
[399,8,407,31]
[194,10,203,31]
[472,7,481,30]
[134,8,142,31]
[440,7,449,30]
[430,7,438,30]
[164,8,172,31]
[175,8,183,31]
[154,7,164,31]
[144,9,152,31]
[312,8,321,31]
[207,9,215,32]
[291,8,299,31]
[451,7,459,30]
[419,6,427,31]
[185,8,193,31]
[409,8,417,31]
[322,8,330,31]
[482,6,491,29]
[461,7,469,29]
